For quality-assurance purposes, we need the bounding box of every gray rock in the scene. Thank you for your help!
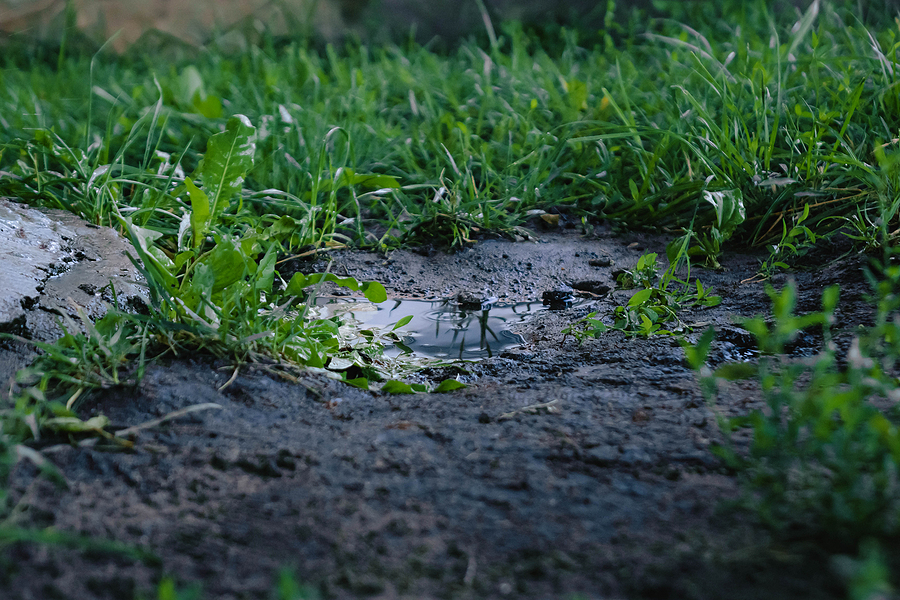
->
[0,199,75,332]
[0,199,147,341]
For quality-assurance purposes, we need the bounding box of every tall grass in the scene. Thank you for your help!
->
[1,1,898,254]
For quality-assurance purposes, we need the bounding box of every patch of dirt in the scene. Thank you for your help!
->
[2,230,872,599]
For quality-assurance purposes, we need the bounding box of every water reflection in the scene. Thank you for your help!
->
[315,297,553,360]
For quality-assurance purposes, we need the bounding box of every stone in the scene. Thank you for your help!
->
[0,199,147,341]
[0,199,74,333]
[541,284,574,308]
[571,280,611,296]
[588,257,613,267]
[456,291,496,311]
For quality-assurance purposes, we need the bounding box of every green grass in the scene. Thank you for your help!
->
[2,1,899,252]
[3,0,900,596]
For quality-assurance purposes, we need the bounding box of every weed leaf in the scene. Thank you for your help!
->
[195,115,257,241]
[361,281,387,303]
[628,288,653,307]
[344,377,370,390]
[185,177,210,249]
[392,315,413,330]
[381,380,416,394]
[285,272,386,303]
[682,326,715,370]
[703,189,746,239]
[713,363,757,380]
[256,247,277,293]
[198,236,249,293]
[434,379,466,393]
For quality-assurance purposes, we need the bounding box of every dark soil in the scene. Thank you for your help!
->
[1,229,873,599]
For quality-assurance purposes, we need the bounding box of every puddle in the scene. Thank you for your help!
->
[315,297,580,360]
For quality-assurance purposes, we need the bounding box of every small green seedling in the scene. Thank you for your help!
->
[565,244,721,340]
[688,280,900,541]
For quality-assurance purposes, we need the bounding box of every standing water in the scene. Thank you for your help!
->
[314,297,581,360]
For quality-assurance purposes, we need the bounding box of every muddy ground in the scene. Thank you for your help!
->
[0,226,875,599]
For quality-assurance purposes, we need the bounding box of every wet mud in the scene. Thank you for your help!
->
[1,229,873,599]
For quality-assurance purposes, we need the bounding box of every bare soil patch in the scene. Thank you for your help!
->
[2,229,870,599]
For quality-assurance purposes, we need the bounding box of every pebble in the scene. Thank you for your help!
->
[542,284,574,308]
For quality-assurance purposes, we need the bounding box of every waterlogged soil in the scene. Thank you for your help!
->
[1,227,874,599]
